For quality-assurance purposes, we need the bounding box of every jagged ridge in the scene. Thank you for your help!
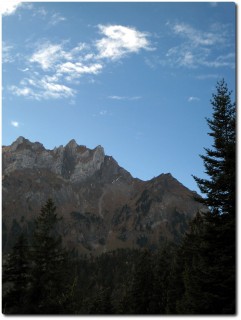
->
[2,137,204,254]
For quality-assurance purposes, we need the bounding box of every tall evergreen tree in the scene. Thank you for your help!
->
[28,199,71,314]
[128,250,155,314]
[193,79,236,217]
[177,213,215,314]
[166,245,185,314]
[2,234,31,314]
[181,79,236,314]
[151,244,174,313]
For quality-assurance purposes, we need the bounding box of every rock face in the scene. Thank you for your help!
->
[3,137,105,182]
[2,137,204,254]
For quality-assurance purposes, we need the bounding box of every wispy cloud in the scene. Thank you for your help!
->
[188,96,200,102]
[10,40,96,100]
[38,80,75,99]
[99,110,107,116]
[96,25,154,60]
[196,74,219,80]
[49,12,66,26]
[8,24,153,101]
[164,22,235,69]
[172,22,223,47]
[29,41,90,71]
[108,95,142,101]
[92,110,111,117]
[201,53,235,69]
[32,7,48,18]
[18,67,30,72]
[11,120,19,127]
[9,77,75,100]
[57,62,103,81]
[30,5,67,27]
[9,86,34,97]
[2,42,15,63]
[29,42,67,71]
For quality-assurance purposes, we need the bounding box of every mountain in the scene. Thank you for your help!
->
[2,137,204,254]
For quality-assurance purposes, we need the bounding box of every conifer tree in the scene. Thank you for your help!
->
[2,234,31,314]
[177,213,213,314]
[151,244,173,313]
[182,79,236,314]
[128,250,155,314]
[28,199,70,314]
[166,245,185,314]
[193,79,236,217]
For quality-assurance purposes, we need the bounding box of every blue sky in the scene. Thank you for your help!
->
[2,1,236,193]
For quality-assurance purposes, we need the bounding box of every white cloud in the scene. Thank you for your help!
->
[11,121,19,127]
[29,41,92,74]
[172,22,223,47]
[108,95,126,100]
[11,40,100,100]
[71,43,88,54]
[57,62,103,80]
[8,25,154,101]
[30,43,65,70]
[33,7,48,18]
[49,12,66,26]
[9,86,33,97]
[1,0,23,16]
[92,110,111,117]
[166,46,234,69]
[31,6,67,26]
[201,53,235,69]
[96,25,153,60]
[18,67,30,72]
[188,96,200,102]
[2,42,15,63]
[29,24,151,78]
[166,46,197,68]
[180,51,195,68]
[144,57,157,69]
[196,74,219,80]
[40,79,75,99]
[108,95,141,101]
[99,110,107,116]
[165,22,235,69]
[9,77,75,100]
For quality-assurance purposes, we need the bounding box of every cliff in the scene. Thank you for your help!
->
[2,137,204,254]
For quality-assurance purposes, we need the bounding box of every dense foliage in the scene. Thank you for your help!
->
[191,79,236,313]
[2,80,235,314]
[193,79,236,217]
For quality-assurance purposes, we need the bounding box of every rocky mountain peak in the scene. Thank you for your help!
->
[93,145,105,161]
[2,137,205,255]
[10,136,30,150]
[65,139,78,150]
[14,135,26,144]
[3,137,107,183]
[10,136,44,152]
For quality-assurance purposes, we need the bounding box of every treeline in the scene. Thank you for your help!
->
[2,80,235,314]
[2,205,235,314]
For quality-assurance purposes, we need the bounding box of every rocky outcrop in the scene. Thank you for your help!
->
[3,137,105,183]
[2,137,205,254]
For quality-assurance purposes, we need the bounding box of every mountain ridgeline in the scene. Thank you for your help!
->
[2,136,204,254]
[3,81,235,314]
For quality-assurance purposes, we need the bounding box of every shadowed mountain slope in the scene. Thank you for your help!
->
[2,137,204,254]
